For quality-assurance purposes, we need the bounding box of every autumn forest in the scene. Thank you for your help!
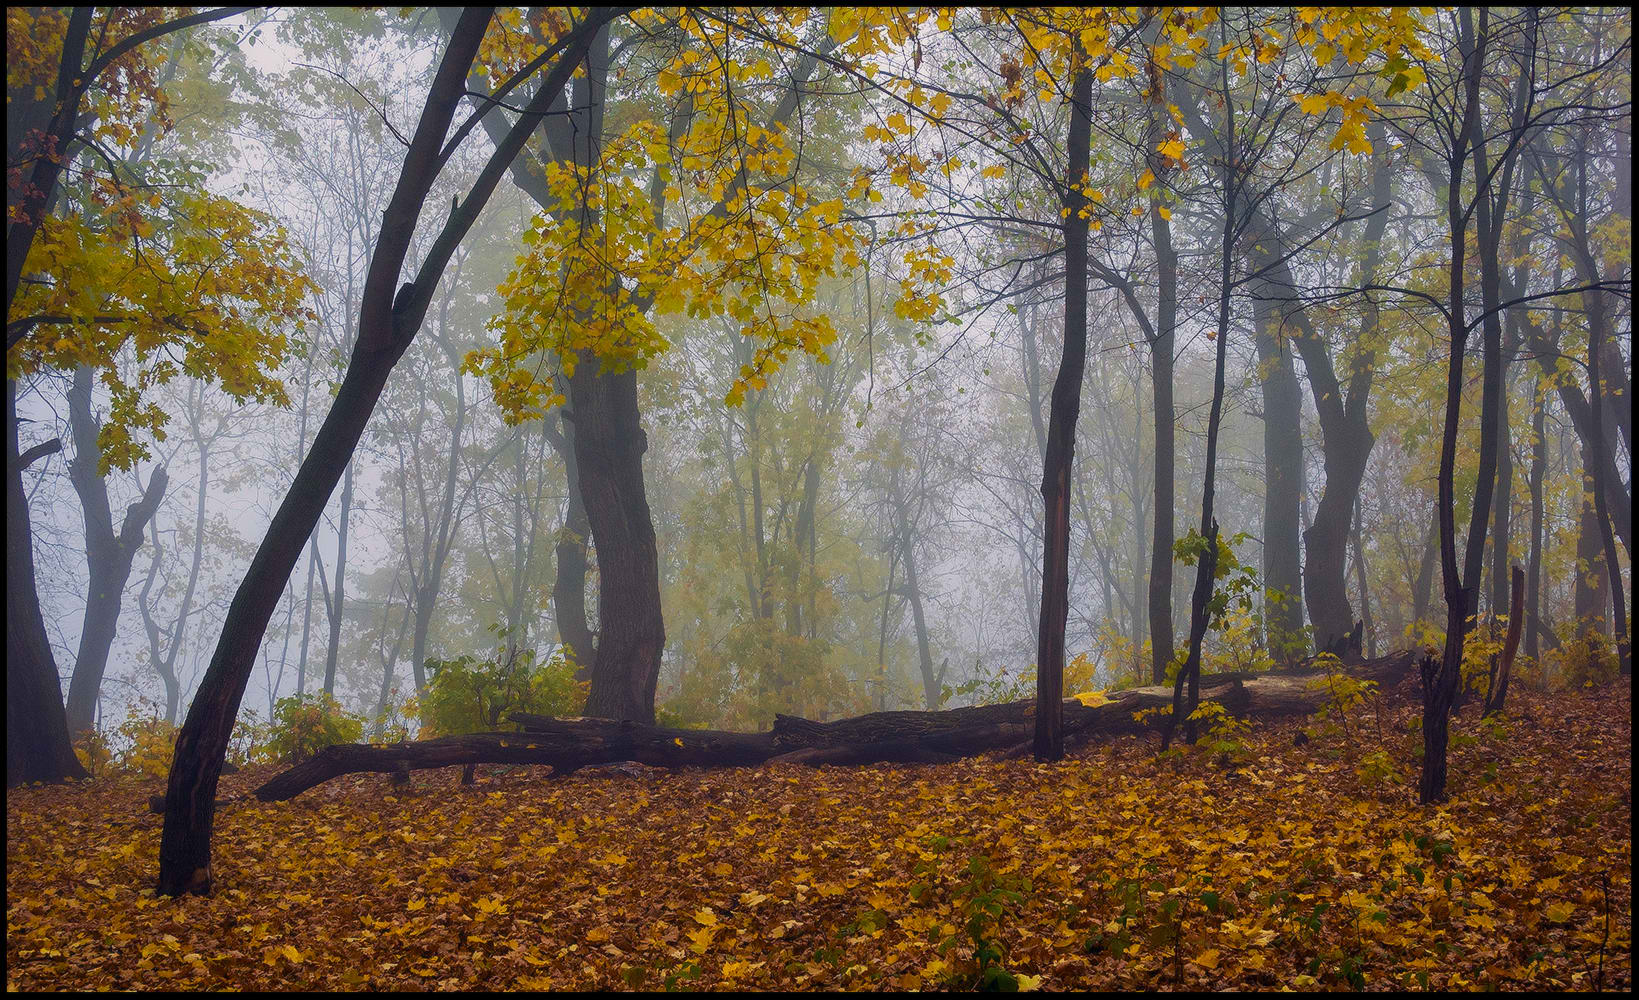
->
[5,6,1633,992]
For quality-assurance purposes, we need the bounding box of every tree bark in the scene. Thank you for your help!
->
[1252,294,1305,660]
[1164,65,1237,750]
[1525,353,1546,663]
[1033,60,1092,761]
[545,411,596,679]
[574,367,666,722]
[1424,8,1506,805]
[7,379,91,786]
[63,365,169,734]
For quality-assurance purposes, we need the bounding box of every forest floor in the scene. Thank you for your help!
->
[7,681,1632,992]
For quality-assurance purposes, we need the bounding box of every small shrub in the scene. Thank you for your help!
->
[74,704,179,780]
[268,692,364,763]
[1188,699,1252,760]
[1307,653,1378,742]
[74,729,115,778]
[117,712,180,779]
[229,710,273,768]
[416,638,586,738]
[1553,628,1618,689]
[941,854,1031,991]
[1354,750,1400,786]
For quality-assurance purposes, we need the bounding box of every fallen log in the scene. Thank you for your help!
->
[254,722,774,801]
[254,650,1424,800]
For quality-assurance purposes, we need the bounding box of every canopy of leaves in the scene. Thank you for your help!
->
[6,7,315,471]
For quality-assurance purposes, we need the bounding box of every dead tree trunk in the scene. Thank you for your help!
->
[254,651,1424,800]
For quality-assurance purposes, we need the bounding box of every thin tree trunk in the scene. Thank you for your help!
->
[321,458,354,695]
[1423,8,1498,805]
[900,518,941,710]
[1484,565,1525,717]
[63,366,169,734]
[1146,263,1178,682]
[1165,66,1236,750]
[1351,504,1376,661]
[1033,60,1092,761]
[1524,313,1550,663]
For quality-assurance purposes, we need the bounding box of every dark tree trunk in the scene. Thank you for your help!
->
[575,367,665,722]
[546,412,596,680]
[1425,7,1523,804]
[1424,9,1484,806]
[1146,230,1178,683]
[64,365,168,735]
[1351,505,1377,661]
[1033,62,1092,761]
[158,9,607,895]
[1252,295,1305,660]
[1573,445,1612,637]
[1164,85,1237,750]
[6,379,90,786]
[1488,325,1516,619]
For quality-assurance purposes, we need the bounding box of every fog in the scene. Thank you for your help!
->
[12,7,1631,746]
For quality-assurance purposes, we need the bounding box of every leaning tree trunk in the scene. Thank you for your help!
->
[1483,565,1525,717]
[158,10,610,895]
[1033,60,1092,762]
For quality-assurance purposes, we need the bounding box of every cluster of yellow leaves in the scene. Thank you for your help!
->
[469,18,858,416]
[472,7,575,87]
[9,187,313,471]
[5,7,180,155]
[7,686,1630,991]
